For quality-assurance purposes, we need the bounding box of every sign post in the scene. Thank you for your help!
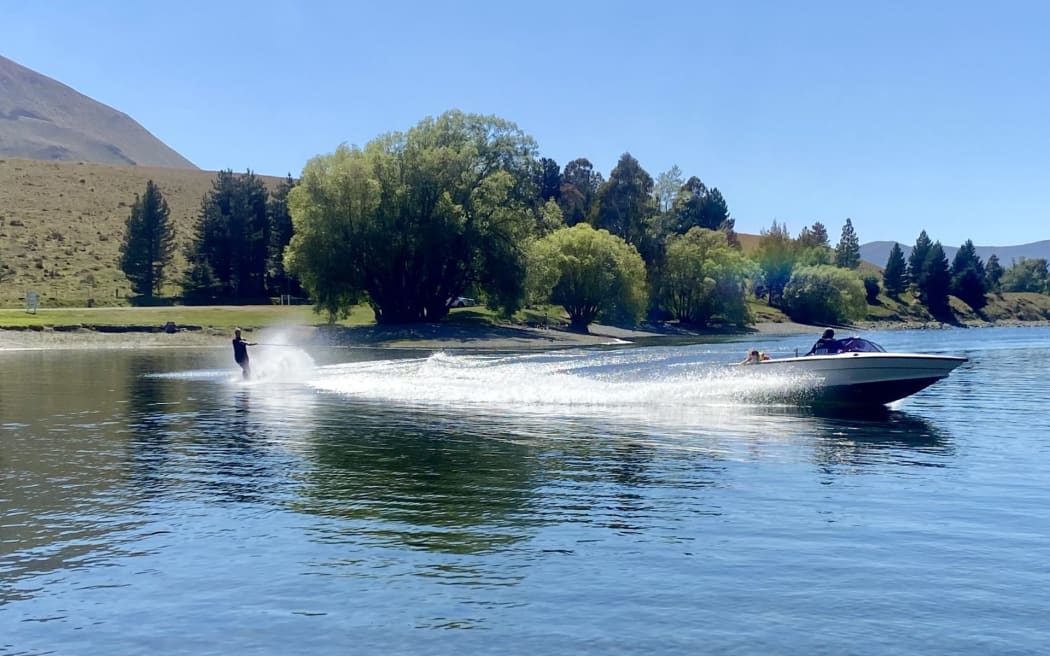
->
[26,290,39,314]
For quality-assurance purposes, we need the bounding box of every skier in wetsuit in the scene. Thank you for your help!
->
[232,328,257,379]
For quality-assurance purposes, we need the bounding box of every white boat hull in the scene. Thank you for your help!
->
[739,352,967,406]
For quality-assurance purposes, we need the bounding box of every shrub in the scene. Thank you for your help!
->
[782,265,867,324]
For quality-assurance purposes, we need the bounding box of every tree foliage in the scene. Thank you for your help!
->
[119,180,175,298]
[863,275,880,304]
[528,224,647,332]
[119,180,174,297]
[558,158,602,226]
[797,221,829,249]
[918,242,951,313]
[267,175,299,296]
[182,170,271,301]
[949,239,987,310]
[755,221,795,306]
[654,165,684,213]
[908,230,932,284]
[985,254,1003,293]
[669,177,732,236]
[882,242,908,297]
[656,228,754,326]
[285,111,539,323]
[834,217,861,269]
[534,157,561,203]
[782,265,867,325]
[595,152,656,248]
[1000,257,1049,293]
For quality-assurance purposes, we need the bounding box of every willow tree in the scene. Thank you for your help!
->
[782,265,867,325]
[657,228,754,327]
[285,111,538,323]
[528,224,647,332]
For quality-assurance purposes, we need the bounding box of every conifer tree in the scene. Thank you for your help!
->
[985,254,1003,293]
[919,241,951,313]
[949,239,987,310]
[267,175,299,297]
[119,180,175,299]
[908,230,932,284]
[182,170,270,300]
[882,242,907,298]
[834,218,861,268]
[810,221,829,248]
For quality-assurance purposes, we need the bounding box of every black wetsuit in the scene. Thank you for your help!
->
[232,337,250,378]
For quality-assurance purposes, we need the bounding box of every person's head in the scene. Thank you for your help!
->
[822,328,834,339]
[235,328,242,337]
[749,349,760,359]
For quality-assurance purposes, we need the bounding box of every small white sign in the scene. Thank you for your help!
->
[26,291,39,313]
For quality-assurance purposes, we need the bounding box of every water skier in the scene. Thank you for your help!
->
[232,328,257,379]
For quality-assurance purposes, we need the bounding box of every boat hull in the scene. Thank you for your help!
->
[740,352,967,406]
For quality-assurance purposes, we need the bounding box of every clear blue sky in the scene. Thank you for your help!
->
[3,0,1048,247]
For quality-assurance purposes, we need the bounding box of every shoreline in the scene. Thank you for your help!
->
[2,318,1048,352]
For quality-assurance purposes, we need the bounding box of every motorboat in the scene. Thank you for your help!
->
[737,336,967,406]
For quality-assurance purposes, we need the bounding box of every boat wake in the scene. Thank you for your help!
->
[308,350,822,412]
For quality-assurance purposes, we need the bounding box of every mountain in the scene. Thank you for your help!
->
[861,240,1050,268]
[0,55,196,169]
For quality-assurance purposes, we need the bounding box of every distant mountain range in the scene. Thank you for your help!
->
[861,240,1050,268]
[0,54,195,169]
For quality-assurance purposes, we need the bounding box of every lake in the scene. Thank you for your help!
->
[3,327,1050,655]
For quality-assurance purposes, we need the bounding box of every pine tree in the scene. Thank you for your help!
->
[810,221,829,248]
[119,180,174,299]
[882,242,907,298]
[182,170,270,300]
[949,239,987,310]
[985,254,1004,293]
[267,175,299,297]
[919,242,951,314]
[797,221,830,250]
[834,218,861,268]
[908,230,932,284]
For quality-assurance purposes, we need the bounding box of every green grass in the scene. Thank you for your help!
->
[0,302,535,330]
[0,303,377,330]
[746,298,791,323]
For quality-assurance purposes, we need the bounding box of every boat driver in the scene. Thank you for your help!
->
[810,328,838,355]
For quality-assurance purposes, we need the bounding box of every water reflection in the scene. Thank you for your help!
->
[807,407,952,471]
[292,403,541,555]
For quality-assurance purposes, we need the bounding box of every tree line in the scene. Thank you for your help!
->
[119,171,299,302]
[117,110,1048,328]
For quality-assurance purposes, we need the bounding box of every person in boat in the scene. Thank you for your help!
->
[740,349,771,364]
[808,328,839,355]
[232,328,257,379]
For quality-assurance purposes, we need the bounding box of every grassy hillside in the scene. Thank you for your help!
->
[0,158,281,307]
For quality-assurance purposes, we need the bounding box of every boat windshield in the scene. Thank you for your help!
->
[806,337,887,355]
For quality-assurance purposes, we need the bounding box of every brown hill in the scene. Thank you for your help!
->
[0,158,281,306]
[0,55,196,169]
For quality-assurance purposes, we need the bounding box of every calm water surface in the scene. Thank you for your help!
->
[3,327,1050,654]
